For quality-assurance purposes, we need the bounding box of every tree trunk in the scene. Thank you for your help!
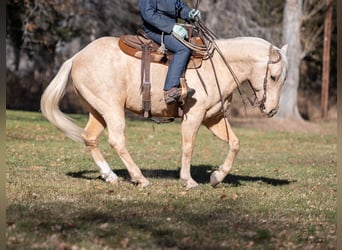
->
[276,0,303,120]
[321,0,332,119]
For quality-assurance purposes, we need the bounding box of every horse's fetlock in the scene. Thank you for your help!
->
[219,164,231,174]
[101,171,118,183]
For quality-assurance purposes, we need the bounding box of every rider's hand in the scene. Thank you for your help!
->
[172,24,188,39]
[188,9,201,21]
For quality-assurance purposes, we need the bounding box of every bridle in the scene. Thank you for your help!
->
[247,46,282,111]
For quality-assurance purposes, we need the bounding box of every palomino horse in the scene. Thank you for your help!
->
[41,36,288,189]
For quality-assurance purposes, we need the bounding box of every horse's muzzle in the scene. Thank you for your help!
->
[260,104,277,117]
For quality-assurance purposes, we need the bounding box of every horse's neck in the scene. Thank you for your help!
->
[216,37,269,63]
[213,37,269,83]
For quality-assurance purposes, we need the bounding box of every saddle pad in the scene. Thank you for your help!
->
[118,35,204,69]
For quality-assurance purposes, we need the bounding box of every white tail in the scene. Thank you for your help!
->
[40,57,84,143]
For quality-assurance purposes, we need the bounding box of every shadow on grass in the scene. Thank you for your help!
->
[66,165,295,187]
[7,199,275,249]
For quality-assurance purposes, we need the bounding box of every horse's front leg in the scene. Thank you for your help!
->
[180,113,203,189]
[203,117,240,187]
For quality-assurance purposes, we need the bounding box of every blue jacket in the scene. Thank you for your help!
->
[138,0,192,34]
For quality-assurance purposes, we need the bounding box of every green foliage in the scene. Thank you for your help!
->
[6,110,336,249]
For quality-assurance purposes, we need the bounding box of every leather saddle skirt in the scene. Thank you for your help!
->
[118,33,205,69]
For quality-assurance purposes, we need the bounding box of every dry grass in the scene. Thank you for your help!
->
[6,110,337,249]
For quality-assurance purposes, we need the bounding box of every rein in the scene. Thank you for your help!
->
[184,1,244,139]
[187,2,247,120]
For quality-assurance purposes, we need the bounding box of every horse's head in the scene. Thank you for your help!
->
[249,44,288,117]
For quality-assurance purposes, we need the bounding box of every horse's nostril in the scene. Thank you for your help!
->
[260,103,265,112]
[268,109,277,117]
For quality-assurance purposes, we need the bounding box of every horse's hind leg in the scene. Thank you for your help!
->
[83,112,119,184]
[203,117,240,187]
[104,109,150,188]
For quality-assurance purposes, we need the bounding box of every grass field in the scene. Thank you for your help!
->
[6,110,336,249]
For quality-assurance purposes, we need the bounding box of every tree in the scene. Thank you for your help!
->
[276,0,303,120]
[321,0,333,118]
[6,1,25,71]
[6,0,91,111]
[276,0,333,120]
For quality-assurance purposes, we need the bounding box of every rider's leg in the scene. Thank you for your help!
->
[145,31,194,103]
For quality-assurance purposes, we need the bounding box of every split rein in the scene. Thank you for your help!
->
[173,19,247,119]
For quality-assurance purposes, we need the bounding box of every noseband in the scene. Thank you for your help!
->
[247,45,282,110]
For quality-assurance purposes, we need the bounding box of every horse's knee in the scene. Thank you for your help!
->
[108,137,127,155]
[230,137,240,153]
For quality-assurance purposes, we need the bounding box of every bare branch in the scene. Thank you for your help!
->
[302,0,326,22]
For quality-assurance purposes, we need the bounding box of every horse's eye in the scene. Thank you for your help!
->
[270,75,276,81]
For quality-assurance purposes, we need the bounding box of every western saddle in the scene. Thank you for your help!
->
[118,28,206,118]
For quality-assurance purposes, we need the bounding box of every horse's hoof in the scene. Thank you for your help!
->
[137,180,150,188]
[109,178,119,185]
[102,172,119,184]
[210,171,224,187]
[131,178,150,188]
[181,178,199,189]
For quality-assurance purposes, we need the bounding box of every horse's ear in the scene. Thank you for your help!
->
[269,45,280,62]
[281,44,288,55]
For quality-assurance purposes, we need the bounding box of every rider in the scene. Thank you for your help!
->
[138,0,201,104]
